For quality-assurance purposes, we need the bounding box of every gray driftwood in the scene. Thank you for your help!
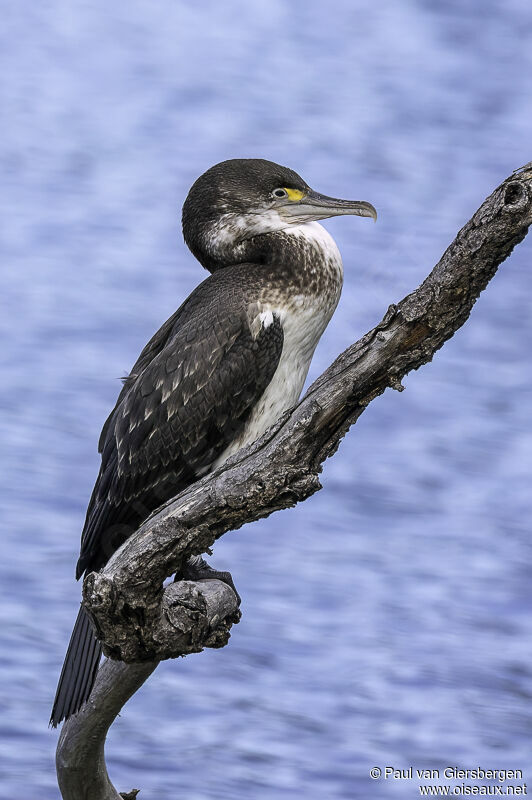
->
[56,165,532,799]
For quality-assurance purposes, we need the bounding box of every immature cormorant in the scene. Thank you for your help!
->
[50,158,376,727]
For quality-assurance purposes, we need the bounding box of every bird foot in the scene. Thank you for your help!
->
[180,555,241,605]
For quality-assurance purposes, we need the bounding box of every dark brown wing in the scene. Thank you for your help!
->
[97,303,187,454]
[76,268,283,578]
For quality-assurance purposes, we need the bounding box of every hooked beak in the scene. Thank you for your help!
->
[280,189,377,224]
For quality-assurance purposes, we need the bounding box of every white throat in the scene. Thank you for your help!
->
[212,220,344,469]
[205,211,343,266]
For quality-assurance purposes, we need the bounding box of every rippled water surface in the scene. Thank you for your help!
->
[2,2,532,798]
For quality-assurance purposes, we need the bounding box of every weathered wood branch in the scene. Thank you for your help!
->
[56,165,532,799]
[83,164,532,659]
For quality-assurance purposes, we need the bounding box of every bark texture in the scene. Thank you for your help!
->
[56,164,532,799]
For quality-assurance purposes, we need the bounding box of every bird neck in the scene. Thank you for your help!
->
[186,217,343,286]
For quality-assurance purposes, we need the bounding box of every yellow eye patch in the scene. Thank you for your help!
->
[285,188,305,202]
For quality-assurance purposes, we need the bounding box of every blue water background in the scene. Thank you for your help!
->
[1,1,532,797]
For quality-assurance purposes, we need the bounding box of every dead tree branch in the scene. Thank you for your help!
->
[56,164,532,799]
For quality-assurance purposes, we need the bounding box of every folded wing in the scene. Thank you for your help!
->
[77,270,283,578]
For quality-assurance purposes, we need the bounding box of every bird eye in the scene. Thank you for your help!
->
[272,188,288,199]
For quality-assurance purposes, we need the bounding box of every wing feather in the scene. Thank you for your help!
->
[77,269,283,577]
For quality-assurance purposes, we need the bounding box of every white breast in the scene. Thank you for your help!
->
[213,222,343,468]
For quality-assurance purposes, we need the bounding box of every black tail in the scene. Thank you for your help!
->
[50,606,102,727]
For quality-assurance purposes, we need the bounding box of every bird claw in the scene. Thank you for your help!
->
[180,555,241,605]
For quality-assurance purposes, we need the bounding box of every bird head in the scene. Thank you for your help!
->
[182,158,377,272]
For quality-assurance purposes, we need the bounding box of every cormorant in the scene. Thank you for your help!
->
[50,158,377,727]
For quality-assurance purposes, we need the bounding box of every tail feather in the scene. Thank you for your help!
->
[69,611,94,713]
[50,606,102,727]
[71,624,101,715]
